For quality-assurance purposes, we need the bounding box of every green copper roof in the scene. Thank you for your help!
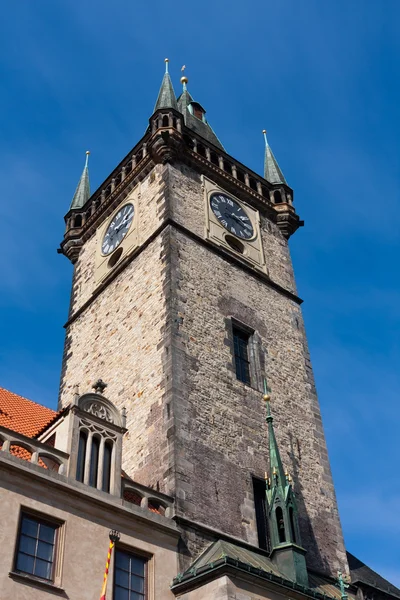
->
[154,59,178,111]
[172,539,357,600]
[263,131,287,185]
[70,152,90,210]
[177,80,225,150]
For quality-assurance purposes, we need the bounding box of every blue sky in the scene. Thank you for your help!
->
[0,0,399,586]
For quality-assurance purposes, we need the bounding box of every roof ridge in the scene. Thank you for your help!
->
[0,385,57,414]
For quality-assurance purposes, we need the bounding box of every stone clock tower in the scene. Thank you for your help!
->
[58,61,347,580]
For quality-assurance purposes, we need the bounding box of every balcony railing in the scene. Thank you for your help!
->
[0,426,69,475]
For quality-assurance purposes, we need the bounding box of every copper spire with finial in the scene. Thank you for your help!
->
[263,129,287,185]
[70,150,91,210]
[263,378,287,488]
[153,58,178,112]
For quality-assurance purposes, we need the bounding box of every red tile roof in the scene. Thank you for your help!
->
[0,386,57,438]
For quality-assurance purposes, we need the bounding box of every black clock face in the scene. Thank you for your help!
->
[102,203,134,255]
[210,193,254,240]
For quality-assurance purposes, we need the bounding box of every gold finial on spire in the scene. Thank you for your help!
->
[263,377,271,402]
[180,64,188,85]
[164,58,169,73]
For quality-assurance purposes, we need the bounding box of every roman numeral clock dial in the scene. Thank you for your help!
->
[101,203,134,256]
[210,193,254,240]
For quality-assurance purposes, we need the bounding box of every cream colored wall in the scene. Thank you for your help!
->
[0,466,178,600]
[176,574,299,600]
[176,575,232,599]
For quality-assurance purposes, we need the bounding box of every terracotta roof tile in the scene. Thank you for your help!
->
[0,386,57,438]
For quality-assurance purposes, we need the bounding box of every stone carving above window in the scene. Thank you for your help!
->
[84,402,113,423]
[76,392,124,429]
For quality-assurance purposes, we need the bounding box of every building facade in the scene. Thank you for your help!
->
[0,61,398,600]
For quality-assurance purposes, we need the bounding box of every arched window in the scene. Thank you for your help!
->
[289,507,297,543]
[76,430,87,483]
[210,151,219,166]
[249,178,258,191]
[102,441,113,493]
[274,190,283,204]
[89,436,100,487]
[162,115,169,127]
[74,214,82,228]
[223,160,232,174]
[276,506,286,543]
[197,144,206,158]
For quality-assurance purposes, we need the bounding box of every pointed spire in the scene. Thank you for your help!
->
[153,58,178,112]
[263,130,287,185]
[263,379,287,489]
[262,379,308,586]
[70,151,90,210]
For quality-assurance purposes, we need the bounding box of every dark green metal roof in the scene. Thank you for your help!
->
[347,552,400,599]
[70,152,90,210]
[172,539,357,600]
[263,131,287,185]
[154,60,178,111]
[177,83,225,151]
[188,539,281,576]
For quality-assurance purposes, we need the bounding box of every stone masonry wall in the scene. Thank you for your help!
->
[59,165,175,493]
[165,164,347,576]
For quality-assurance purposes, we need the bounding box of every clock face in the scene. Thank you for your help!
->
[210,193,254,240]
[101,203,134,255]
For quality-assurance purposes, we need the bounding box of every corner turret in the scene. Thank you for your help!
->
[154,58,178,111]
[263,379,308,586]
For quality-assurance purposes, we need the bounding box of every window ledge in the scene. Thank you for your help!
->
[9,571,66,595]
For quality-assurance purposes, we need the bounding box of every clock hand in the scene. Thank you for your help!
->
[231,214,251,230]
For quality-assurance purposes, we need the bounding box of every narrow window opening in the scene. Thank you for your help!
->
[76,431,87,483]
[74,214,82,228]
[173,117,177,128]
[274,190,283,204]
[236,169,246,184]
[197,144,206,158]
[89,436,100,487]
[249,178,257,191]
[162,115,169,127]
[232,324,251,385]
[102,441,113,493]
[289,506,297,544]
[276,506,286,543]
[210,152,219,166]
[253,477,269,551]
[223,160,231,174]
[183,135,194,150]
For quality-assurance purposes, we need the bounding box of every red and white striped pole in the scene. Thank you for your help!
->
[100,530,120,600]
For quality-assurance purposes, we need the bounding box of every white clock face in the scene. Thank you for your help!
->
[210,193,254,239]
[102,203,134,255]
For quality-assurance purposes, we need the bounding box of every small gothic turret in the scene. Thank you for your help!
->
[177,68,224,150]
[70,151,90,210]
[263,130,287,185]
[154,58,178,111]
[263,379,308,586]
